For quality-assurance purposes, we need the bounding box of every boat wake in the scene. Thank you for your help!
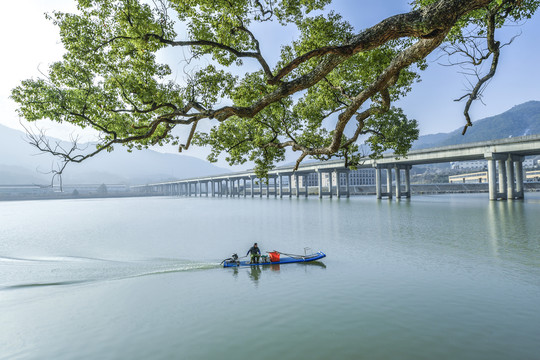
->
[0,256,219,291]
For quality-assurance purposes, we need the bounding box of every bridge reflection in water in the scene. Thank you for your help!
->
[133,134,540,201]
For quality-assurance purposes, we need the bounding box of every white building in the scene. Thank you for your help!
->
[451,158,535,170]
[290,168,376,188]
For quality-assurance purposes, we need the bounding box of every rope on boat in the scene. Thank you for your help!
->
[271,250,316,260]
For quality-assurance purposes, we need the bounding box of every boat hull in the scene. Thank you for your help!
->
[223,251,326,268]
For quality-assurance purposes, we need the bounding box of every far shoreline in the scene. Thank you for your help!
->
[2,182,540,202]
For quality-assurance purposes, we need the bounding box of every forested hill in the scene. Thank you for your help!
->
[412,101,540,150]
[0,124,228,185]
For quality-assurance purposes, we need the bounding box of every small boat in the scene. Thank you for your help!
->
[222,250,326,268]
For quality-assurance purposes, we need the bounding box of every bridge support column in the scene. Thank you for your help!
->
[508,154,525,200]
[405,166,411,199]
[486,153,525,200]
[295,174,299,197]
[487,158,497,200]
[395,165,412,199]
[273,177,277,198]
[345,170,350,198]
[395,166,402,199]
[250,176,255,197]
[288,175,292,198]
[515,159,524,199]
[506,156,515,200]
[328,171,333,199]
[259,179,263,197]
[335,171,341,198]
[386,168,393,199]
[318,171,323,199]
[375,167,382,199]
[498,160,507,200]
[374,165,396,199]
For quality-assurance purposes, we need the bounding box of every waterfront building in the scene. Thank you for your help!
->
[451,158,535,170]
[290,168,376,188]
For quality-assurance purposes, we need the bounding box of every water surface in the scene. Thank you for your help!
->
[1,195,539,359]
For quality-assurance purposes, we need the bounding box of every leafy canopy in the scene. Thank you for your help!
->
[11,0,538,177]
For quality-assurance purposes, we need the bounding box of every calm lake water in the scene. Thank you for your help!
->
[1,194,539,360]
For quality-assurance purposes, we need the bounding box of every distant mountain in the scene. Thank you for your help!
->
[0,124,229,185]
[413,101,540,149]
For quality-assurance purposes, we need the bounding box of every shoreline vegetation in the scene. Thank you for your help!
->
[2,183,540,202]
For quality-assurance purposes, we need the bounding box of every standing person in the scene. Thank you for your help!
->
[247,243,261,264]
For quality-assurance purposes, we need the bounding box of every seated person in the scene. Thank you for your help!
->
[246,242,261,263]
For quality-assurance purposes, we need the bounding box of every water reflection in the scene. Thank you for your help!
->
[486,200,534,262]
[230,262,327,284]
[248,265,262,282]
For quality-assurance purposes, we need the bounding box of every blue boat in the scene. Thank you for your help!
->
[222,251,326,268]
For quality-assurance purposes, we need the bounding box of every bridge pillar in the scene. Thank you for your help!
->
[485,153,525,200]
[506,156,515,200]
[487,158,497,200]
[288,175,292,198]
[394,165,412,199]
[304,174,308,197]
[515,159,524,199]
[294,174,300,197]
[335,171,341,198]
[345,170,350,198]
[374,165,395,199]
[498,160,507,200]
[328,171,333,199]
[318,171,323,199]
[405,166,411,199]
[265,179,269,198]
[273,176,277,198]
[508,154,525,200]
[250,176,255,197]
[395,166,402,199]
[386,168,393,199]
[375,167,382,199]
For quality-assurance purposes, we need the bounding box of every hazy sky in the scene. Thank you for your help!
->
[1,0,539,163]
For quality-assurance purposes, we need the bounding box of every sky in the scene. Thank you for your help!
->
[1,0,539,165]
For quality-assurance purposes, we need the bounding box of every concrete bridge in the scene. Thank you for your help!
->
[133,134,540,201]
